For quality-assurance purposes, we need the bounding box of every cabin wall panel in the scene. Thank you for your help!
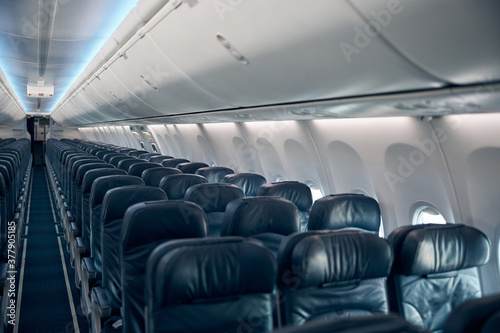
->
[433,113,500,294]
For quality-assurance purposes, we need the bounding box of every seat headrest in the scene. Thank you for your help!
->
[89,175,144,206]
[195,166,235,183]
[222,173,266,197]
[221,197,300,236]
[127,162,162,177]
[149,155,174,163]
[177,162,209,174]
[101,185,167,223]
[141,167,182,186]
[257,181,312,211]
[76,163,114,186]
[147,237,276,306]
[388,224,491,276]
[184,183,244,213]
[122,200,207,248]
[82,168,127,193]
[159,174,208,200]
[161,158,190,168]
[308,194,380,233]
[278,230,393,289]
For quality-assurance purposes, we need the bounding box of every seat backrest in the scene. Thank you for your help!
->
[145,237,276,333]
[121,200,207,333]
[128,150,149,157]
[138,152,161,161]
[257,181,313,231]
[277,230,393,326]
[387,223,491,332]
[141,167,182,187]
[89,175,144,272]
[161,158,189,168]
[102,153,124,163]
[221,196,299,254]
[184,183,244,236]
[176,161,209,174]
[109,155,134,167]
[117,158,142,172]
[100,185,167,312]
[308,193,380,233]
[222,172,266,197]
[80,168,127,244]
[128,162,163,177]
[444,293,500,333]
[158,174,207,200]
[195,166,234,183]
[149,155,174,163]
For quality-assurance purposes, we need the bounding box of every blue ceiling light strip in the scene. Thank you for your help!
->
[47,0,139,114]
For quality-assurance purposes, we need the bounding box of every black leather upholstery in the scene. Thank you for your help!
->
[89,175,144,272]
[221,196,300,254]
[387,224,491,332]
[222,172,267,197]
[275,314,428,333]
[308,194,380,233]
[145,237,276,333]
[149,155,174,163]
[177,161,209,174]
[185,183,244,236]
[257,181,312,231]
[99,185,167,314]
[121,200,207,333]
[117,158,141,172]
[277,230,393,326]
[141,166,181,187]
[443,293,500,333]
[161,158,190,168]
[159,174,208,200]
[127,162,162,177]
[195,166,235,183]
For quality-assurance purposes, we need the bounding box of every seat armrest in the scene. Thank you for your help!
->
[70,222,80,236]
[75,237,87,254]
[82,257,97,279]
[91,287,112,318]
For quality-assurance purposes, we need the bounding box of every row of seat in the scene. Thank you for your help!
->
[0,138,32,330]
[45,138,495,333]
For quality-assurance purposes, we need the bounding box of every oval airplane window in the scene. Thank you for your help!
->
[413,206,447,225]
[305,181,324,202]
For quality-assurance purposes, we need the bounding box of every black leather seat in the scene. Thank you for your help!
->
[74,168,127,287]
[120,200,207,333]
[80,175,145,319]
[149,155,174,163]
[277,230,393,326]
[161,158,190,168]
[257,181,312,231]
[141,167,182,187]
[444,293,500,333]
[177,161,209,174]
[109,155,134,167]
[117,158,142,172]
[127,162,162,177]
[221,196,300,254]
[222,172,266,197]
[184,183,244,236]
[308,193,380,233]
[387,223,491,332]
[145,237,277,332]
[159,174,208,200]
[137,152,161,161]
[90,185,167,331]
[195,166,235,183]
[127,149,149,157]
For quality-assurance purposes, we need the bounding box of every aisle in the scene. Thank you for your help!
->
[13,166,87,333]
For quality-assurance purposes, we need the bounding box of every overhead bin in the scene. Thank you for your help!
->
[350,0,500,84]
[52,0,448,126]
